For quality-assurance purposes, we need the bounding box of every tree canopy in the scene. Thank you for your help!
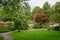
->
[0,0,30,21]
[42,2,51,15]
[32,6,42,15]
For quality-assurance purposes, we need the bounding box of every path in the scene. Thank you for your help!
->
[0,32,13,40]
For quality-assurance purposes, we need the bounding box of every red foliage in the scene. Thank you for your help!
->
[33,14,49,24]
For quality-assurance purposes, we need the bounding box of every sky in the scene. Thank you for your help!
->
[28,0,60,11]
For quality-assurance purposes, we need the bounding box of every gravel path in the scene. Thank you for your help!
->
[0,32,13,40]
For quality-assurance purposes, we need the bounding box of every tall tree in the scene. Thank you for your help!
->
[53,2,60,23]
[54,2,60,13]
[22,1,31,20]
[0,0,30,21]
[42,2,51,15]
[32,6,42,15]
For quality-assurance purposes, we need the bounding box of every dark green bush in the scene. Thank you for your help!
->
[14,19,29,32]
[14,19,22,32]
[54,26,60,31]
[33,23,43,29]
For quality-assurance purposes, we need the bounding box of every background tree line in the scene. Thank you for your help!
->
[32,2,60,24]
[0,0,60,24]
[0,0,60,32]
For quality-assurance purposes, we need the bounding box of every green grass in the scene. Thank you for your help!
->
[10,30,60,40]
[0,36,3,40]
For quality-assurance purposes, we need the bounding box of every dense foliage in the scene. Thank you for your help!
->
[34,14,49,24]
[42,2,51,15]
[0,0,30,21]
[22,20,29,30]
[0,0,60,32]
[32,6,42,15]
[14,19,22,32]
[14,19,29,32]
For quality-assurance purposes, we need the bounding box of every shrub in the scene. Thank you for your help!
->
[14,19,22,32]
[54,26,60,31]
[14,19,29,32]
[33,23,43,29]
[22,20,29,30]
[33,14,49,24]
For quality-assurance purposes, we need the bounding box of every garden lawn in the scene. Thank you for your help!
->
[10,30,60,40]
[0,36,3,40]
